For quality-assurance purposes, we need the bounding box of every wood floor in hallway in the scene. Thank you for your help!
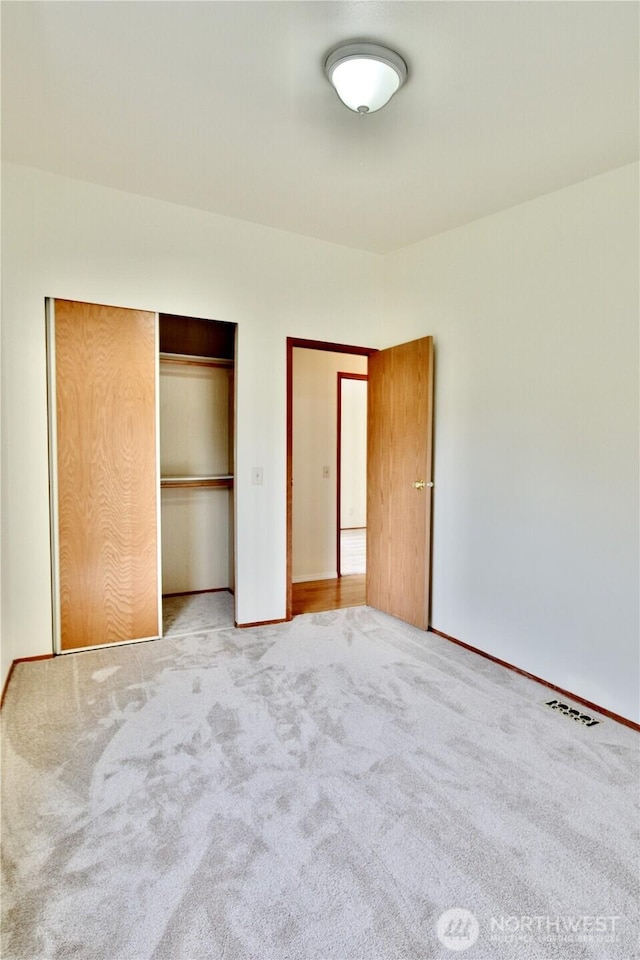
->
[292,575,366,615]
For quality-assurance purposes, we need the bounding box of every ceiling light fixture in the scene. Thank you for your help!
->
[325,41,408,115]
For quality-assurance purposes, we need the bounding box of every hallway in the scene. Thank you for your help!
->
[292,574,366,615]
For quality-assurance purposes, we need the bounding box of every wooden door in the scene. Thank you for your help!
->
[49,299,160,650]
[367,336,434,629]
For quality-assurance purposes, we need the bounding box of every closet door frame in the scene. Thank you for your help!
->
[46,298,62,651]
[154,318,163,635]
[46,298,163,653]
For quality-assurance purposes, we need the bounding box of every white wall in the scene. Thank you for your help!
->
[2,161,638,724]
[292,349,367,582]
[384,163,639,722]
[0,164,383,685]
[340,378,367,529]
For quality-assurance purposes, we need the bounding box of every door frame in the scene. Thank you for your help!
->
[336,372,368,578]
[286,337,377,620]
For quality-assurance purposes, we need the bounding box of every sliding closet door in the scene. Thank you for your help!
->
[49,299,160,651]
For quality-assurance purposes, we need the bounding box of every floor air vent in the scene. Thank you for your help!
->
[545,699,601,727]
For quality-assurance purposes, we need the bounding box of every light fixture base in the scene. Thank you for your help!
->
[325,41,408,115]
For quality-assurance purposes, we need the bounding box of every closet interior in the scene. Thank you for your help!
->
[159,313,236,632]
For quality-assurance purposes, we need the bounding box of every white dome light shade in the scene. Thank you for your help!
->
[325,42,408,114]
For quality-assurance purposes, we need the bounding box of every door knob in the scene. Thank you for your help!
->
[413,480,425,490]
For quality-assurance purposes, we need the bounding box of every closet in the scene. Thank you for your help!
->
[158,313,235,601]
[47,300,236,652]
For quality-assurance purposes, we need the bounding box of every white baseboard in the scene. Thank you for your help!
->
[292,572,338,584]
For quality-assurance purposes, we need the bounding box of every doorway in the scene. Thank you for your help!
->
[287,333,435,630]
[287,338,376,618]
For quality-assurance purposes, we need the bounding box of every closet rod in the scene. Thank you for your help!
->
[160,352,233,369]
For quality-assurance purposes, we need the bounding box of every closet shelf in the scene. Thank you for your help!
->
[161,475,234,489]
[160,352,233,369]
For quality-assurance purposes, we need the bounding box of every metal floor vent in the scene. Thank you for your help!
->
[545,699,601,727]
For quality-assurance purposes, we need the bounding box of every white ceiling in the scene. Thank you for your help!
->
[2,1,638,253]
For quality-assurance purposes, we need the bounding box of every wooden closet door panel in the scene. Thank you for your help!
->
[54,299,159,649]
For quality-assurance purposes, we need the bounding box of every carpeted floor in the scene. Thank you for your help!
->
[163,591,235,638]
[1,607,638,960]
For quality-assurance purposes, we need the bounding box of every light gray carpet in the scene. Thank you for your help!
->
[1,607,638,960]
[163,591,235,638]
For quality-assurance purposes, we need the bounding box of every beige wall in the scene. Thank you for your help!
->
[159,362,232,594]
[159,363,231,476]
[340,377,367,530]
[383,163,639,722]
[161,489,231,595]
[292,349,367,582]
